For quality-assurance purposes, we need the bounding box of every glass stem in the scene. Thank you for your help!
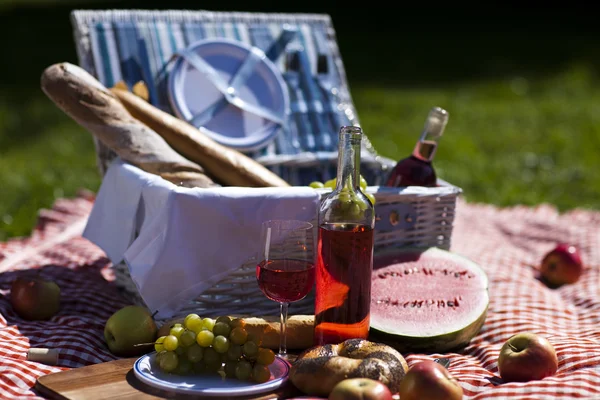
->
[279,302,289,356]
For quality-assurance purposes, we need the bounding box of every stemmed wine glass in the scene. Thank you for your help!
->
[256,220,315,358]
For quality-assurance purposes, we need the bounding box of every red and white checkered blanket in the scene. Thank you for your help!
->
[1,194,599,399]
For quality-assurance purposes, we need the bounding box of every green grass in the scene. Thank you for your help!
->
[0,3,599,241]
[354,63,600,211]
[1,62,599,241]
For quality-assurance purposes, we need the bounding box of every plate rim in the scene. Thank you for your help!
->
[133,352,291,397]
[167,37,289,152]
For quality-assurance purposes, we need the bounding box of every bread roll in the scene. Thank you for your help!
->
[290,339,408,396]
[40,62,215,188]
[111,88,290,188]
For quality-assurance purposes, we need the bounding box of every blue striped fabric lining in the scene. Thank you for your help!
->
[88,17,382,185]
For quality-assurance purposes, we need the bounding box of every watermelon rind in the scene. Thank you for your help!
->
[369,247,489,353]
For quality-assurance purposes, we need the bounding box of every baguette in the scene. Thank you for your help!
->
[111,88,290,188]
[40,62,215,188]
[158,315,315,350]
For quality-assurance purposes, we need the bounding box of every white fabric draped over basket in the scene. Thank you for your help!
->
[83,159,321,319]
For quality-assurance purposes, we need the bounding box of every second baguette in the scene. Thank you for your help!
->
[158,315,314,350]
[111,89,290,188]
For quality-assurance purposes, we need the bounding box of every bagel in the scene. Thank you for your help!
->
[290,338,408,396]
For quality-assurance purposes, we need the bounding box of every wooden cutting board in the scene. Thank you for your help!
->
[36,358,305,400]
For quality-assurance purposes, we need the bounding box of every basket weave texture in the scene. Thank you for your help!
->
[70,9,462,320]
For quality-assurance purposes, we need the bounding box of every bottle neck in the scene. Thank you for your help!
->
[412,107,448,162]
[336,126,362,191]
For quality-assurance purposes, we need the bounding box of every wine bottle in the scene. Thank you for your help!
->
[314,126,375,346]
[384,106,449,187]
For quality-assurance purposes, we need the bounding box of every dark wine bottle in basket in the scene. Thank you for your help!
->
[385,106,449,187]
[314,126,375,346]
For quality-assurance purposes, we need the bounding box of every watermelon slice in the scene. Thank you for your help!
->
[369,247,489,353]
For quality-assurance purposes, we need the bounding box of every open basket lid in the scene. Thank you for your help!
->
[168,38,289,152]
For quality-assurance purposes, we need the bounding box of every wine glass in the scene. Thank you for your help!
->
[256,219,315,357]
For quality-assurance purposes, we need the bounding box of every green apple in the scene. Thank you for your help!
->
[104,305,158,357]
[10,276,61,320]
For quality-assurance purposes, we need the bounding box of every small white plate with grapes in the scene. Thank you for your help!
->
[133,315,291,397]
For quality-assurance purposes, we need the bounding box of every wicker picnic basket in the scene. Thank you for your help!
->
[70,9,462,320]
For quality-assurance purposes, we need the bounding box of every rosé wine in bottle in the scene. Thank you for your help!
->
[385,107,449,187]
[314,126,375,345]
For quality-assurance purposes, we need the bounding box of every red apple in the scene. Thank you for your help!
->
[398,360,463,400]
[540,243,583,287]
[328,378,393,400]
[10,276,61,320]
[498,332,558,382]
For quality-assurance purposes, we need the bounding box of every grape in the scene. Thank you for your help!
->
[186,344,204,363]
[324,178,336,189]
[193,361,207,374]
[159,351,178,372]
[163,335,179,351]
[252,364,271,383]
[224,361,238,378]
[256,348,276,365]
[227,344,243,361]
[155,350,166,365]
[184,313,201,328]
[338,190,351,204]
[230,318,246,329]
[247,332,262,346]
[173,323,183,328]
[213,335,230,353]
[215,316,232,325]
[177,358,192,375]
[360,175,368,190]
[197,330,214,347]
[229,327,248,345]
[170,326,185,339]
[180,329,196,347]
[186,317,204,334]
[175,346,186,356]
[154,336,166,353]
[213,322,231,337]
[242,341,259,359]
[235,360,253,381]
[200,318,216,331]
[203,347,221,371]
[366,192,376,205]
[309,181,325,189]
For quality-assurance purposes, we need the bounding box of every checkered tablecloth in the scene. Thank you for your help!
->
[1,193,599,399]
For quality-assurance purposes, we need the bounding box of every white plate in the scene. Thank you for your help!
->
[133,352,291,397]
[168,38,289,152]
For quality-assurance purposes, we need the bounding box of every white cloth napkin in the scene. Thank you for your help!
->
[83,159,320,319]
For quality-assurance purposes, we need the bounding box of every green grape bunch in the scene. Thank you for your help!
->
[153,314,276,384]
[309,175,376,206]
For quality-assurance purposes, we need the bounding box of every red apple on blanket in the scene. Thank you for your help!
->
[498,332,558,382]
[10,276,61,320]
[540,243,583,287]
[398,360,463,400]
[329,378,393,400]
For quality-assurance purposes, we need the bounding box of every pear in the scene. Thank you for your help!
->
[104,305,158,357]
